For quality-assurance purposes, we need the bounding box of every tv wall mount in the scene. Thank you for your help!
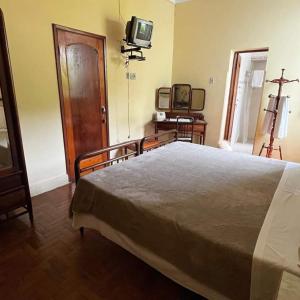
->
[121,41,151,62]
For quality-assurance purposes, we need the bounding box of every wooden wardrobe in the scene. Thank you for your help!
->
[0,10,33,223]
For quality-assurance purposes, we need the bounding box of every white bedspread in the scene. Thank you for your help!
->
[251,163,300,300]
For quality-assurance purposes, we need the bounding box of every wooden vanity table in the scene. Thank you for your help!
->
[153,112,207,145]
[154,85,208,145]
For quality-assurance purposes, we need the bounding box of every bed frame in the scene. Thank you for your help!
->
[74,140,140,184]
[140,129,178,154]
[75,130,178,185]
[74,140,142,236]
[74,130,179,188]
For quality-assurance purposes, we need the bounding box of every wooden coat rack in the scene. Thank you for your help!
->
[259,69,299,159]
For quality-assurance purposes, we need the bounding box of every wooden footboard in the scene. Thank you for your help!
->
[75,140,140,184]
[140,129,178,154]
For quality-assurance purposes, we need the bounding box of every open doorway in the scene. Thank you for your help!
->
[224,49,269,154]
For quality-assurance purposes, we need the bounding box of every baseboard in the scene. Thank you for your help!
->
[29,173,70,197]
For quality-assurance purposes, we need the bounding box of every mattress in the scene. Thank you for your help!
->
[71,142,293,300]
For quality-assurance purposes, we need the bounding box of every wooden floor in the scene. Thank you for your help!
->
[0,184,204,300]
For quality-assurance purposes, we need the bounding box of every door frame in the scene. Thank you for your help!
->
[52,24,110,180]
[224,48,269,141]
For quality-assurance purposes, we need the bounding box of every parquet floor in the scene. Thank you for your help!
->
[0,184,203,300]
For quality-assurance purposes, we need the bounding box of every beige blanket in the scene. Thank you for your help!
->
[71,142,286,300]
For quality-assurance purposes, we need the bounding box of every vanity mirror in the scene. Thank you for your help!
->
[156,84,206,112]
[191,88,206,111]
[156,87,171,111]
[172,84,192,110]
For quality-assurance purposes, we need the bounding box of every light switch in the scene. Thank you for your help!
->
[126,72,136,80]
[209,77,214,85]
[130,73,136,80]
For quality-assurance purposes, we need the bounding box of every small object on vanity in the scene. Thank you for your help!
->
[154,111,166,122]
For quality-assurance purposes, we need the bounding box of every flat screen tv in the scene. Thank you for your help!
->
[125,16,153,49]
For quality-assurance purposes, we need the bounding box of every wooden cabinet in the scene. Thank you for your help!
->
[0,10,33,223]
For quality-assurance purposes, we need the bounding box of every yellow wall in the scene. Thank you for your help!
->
[3,0,300,195]
[0,0,175,194]
[172,0,300,162]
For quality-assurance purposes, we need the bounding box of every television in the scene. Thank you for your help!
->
[125,16,153,49]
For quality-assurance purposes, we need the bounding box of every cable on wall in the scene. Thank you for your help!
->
[119,0,131,138]
[118,0,126,25]
[126,62,131,139]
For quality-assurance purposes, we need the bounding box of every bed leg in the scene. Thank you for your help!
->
[259,143,265,156]
[80,227,84,237]
[279,146,283,160]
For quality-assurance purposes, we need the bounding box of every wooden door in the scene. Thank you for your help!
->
[53,25,109,181]
[224,53,241,141]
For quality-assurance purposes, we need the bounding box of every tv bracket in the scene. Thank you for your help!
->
[121,44,146,62]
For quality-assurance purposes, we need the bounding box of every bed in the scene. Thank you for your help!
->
[71,136,300,300]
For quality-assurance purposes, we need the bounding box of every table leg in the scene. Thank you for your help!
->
[154,123,159,141]
[202,125,206,145]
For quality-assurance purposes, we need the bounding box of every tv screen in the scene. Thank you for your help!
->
[126,17,153,49]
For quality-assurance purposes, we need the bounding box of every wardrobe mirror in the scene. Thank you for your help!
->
[0,86,12,170]
[191,88,206,111]
[156,87,171,111]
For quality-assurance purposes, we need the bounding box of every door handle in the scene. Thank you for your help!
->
[101,105,106,123]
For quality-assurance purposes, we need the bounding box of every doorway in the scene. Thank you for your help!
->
[53,25,109,181]
[224,49,268,154]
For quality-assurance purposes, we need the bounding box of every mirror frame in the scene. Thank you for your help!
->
[156,87,171,111]
[190,88,206,111]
